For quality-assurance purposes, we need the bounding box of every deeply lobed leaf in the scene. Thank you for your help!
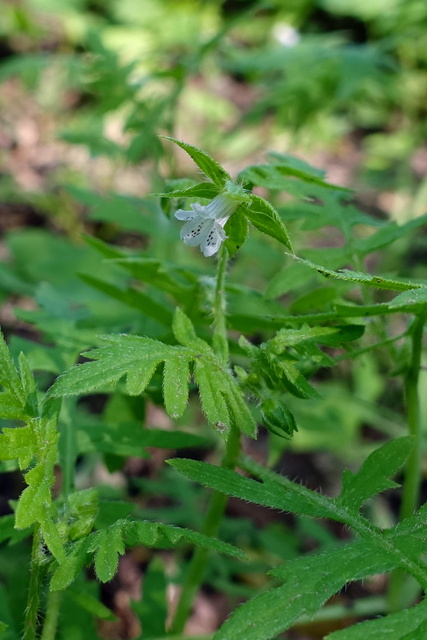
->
[327,600,427,639]
[49,311,256,436]
[215,541,395,640]
[50,518,245,591]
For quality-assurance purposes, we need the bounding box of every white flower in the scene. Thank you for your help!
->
[175,193,239,257]
[272,22,300,47]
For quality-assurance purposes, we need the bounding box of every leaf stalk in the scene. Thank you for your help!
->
[23,524,43,640]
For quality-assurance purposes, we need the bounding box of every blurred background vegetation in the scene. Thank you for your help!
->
[1,1,427,637]
[1,0,427,213]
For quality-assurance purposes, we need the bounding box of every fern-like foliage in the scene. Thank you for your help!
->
[169,437,427,640]
[49,308,256,438]
[0,332,66,562]
[50,518,245,591]
[0,325,247,605]
[327,599,427,639]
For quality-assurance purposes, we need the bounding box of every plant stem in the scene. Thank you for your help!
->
[40,591,61,640]
[388,306,427,610]
[169,243,240,635]
[59,398,77,500]
[24,524,44,640]
[212,244,229,366]
[169,425,240,635]
[400,308,427,519]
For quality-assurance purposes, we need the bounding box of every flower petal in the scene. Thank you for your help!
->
[201,222,227,257]
[175,208,198,221]
[175,193,239,257]
[180,217,213,247]
[191,202,211,218]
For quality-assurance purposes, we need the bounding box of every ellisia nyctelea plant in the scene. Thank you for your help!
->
[0,137,427,640]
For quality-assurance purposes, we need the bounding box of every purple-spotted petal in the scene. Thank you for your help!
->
[201,223,227,257]
[175,192,240,257]
[180,217,213,247]
[175,208,198,221]
[191,202,211,218]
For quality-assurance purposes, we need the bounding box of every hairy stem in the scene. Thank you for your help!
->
[400,308,427,519]
[388,307,427,610]
[59,399,77,500]
[212,244,229,366]
[169,244,240,634]
[23,524,43,640]
[40,591,61,640]
[169,425,240,635]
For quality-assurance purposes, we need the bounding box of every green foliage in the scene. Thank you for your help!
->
[50,518,245,591]
[1,7,427,630]
[162,137,232,188]
[171,438,427,640]
[291,255,427,294]
[327,600,427,639]
[49,308,256,437]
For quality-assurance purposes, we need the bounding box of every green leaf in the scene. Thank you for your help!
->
[211,488,427,640]
[126,359,161,396]
[326,600,427,640]
[77,418,206,458]
[168,458,332,519]
[133,557,167,638]
[15,449,56,529]
[50,324,255,436]
[222,378,257,437]
[0,515,16,545]
[152,182,220,199]
[244,195,293,251]
[353,213,427,255]
[40,510,66,563]
[48,335,189,397]
[18,352,38,418]
[161,137,231,187]
[0,425,37,468]
[224,210,249,257]
[163,356,190,419]
[172,308,211,353]
[334,302,397,317]
[290,255,425,292]
[79,274,173,326]
[92,526,125,583]
[68,488,98,541]
[264,261,314,299]
[193,360,231,436]
[239,162,350,197]
[266,354,321,399]
[215,541,393,640]
[0,391,28,420]
[388,288,427,309]
[69,587,116,620]
[268,326,342,352]
[50,539,90,591]
[51,518,244,590]
[0,331,25,407]
[337,437,412,511]
[125,521,245,559]
[111,257,196,301]
[267,151,327,179]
